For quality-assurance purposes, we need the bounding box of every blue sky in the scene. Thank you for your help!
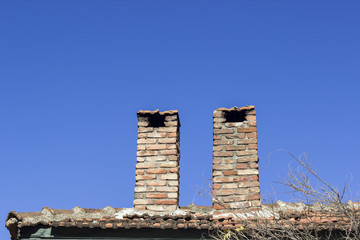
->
[1,1,360,239]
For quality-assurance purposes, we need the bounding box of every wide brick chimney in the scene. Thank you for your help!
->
[134,110,180,212]
[212,106,261,214]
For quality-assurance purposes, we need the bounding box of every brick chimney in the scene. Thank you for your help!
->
[212,106,261,214]
[134,110,180,212]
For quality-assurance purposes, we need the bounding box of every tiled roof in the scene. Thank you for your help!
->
[6,201,360,239]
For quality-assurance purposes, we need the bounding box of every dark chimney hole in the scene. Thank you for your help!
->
[224,110,247,122]
[148,114,166,127]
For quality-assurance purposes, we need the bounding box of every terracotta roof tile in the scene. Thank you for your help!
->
[6,202,360,240]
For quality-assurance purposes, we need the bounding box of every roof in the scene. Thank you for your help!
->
[6,201,360,239]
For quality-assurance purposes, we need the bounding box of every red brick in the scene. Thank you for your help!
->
[134,199,155,205]
[146,193,166,198]
[236,150,258,156]
[156,199,177,205]
[169,168,178,173]
[245,115,256,121]
[247,132,257,139]
[146,169,167,174]
[146,181,167,186]
[213,146,223,152]
[214,190,234,196]
[237,127,257,133]
[248,121,257,127]
[147,133,167,138]
[213,140,234,145]
[158,138,176,144]
[236,164,248,169]
[160,174,178,180]
[161,150,177,155]
[249,163,258,168]
[213,184,221,190]
[248,194,261,200]
[223,170,237,176]
[135,175,156,180]
[237,156,258,162]
[248,144,258,150]
[214,129,235,134]
[146,144,167,150]
[225,145,246,151]
[237,139,257,144]
[135,170,145,175]
[137,151,158,157]
[213,135,221,140]
[137,138,157,144]
[213,177,234,183]
[136,163,157,169]
[213,111,223,118]
[213,117,226,123]
[225,133,246,139]
[138,127,154,133]
[213,152,234,157]
[157,127,177,133]
[164,121,178,127]
[213,165,234,170]
[168,132,177,138]
[138,121,149,127]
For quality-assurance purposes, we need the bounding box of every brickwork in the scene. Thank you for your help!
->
[134,110,180,212]
[212,106,261,213]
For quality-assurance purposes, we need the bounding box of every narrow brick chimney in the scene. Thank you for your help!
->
[212,106,261,214]
[134,110,180,212]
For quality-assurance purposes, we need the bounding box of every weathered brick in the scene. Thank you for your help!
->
[164,121,178,127]
[225,133,246,139]
[136,163,157,169]
[167,132,177,138]
[213,111,223,118]
[159,162,177,168]
[138,121,149,127]
[133,199,155,205]
[161,150,177,155]
[236,150,258,156]
[214,129,235,134]
[146,144,167,150]
[213,123,223,129]
[213,177,235,183]
[213,146,223,152]
[236,156,258,162]
[168,155,178,160]
[215,190,234,196]
[245,115,256,121]
[137,145,145,150]
[157,127,177,133]
[146,169,167,174]
[146,181,167,186]
[213,165,234,170]
[160,174,178,180]
[247,132,257,139]
[222,183,239,189]
[135,175,156,180]
[235,164,248,169]
[168,180,179,186]
[213,151,234,157]
[144,156,167,161]
[147,133,167,138]
[137,151,158,157]
[156,199,177,205]
[166,144,176,150]
[248,144,257,150]
[155,187,178,192]
[213,117,226,123]
[137,138,157,144]
[138,127,154,133]
[248,121,257,127]
[225,145,246,151]
[237,127,257,133]
[249,162,258,168]
[165,115,178,121]
[223,170,237,176]
[135,169,145,175]
[237,139,257,144]
[237,169,259,175]
[158,138,176,144]
[146,193,166,198]
[169,168,178,173]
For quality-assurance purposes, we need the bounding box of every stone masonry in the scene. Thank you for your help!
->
[212,106,261,213]
[134,110,180,212]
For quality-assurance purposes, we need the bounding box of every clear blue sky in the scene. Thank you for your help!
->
[1,1,360,239]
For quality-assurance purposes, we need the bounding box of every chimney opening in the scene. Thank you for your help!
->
[224,110,247,122]
[148,114,166,127]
